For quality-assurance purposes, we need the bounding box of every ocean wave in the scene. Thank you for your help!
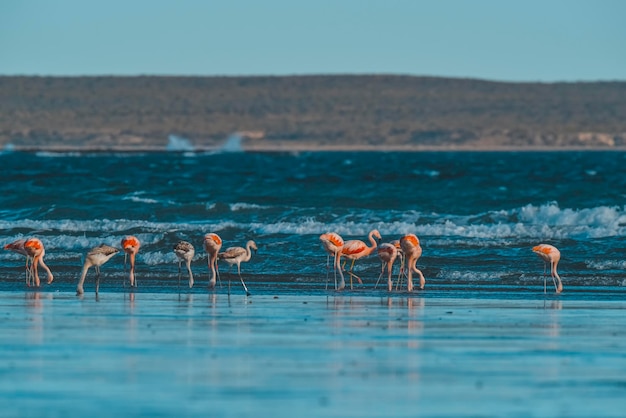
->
[35,151,83,158]
[230,203,269,211]
[1,203,624,244]
[122,196,160,204]
[586,260,626,271]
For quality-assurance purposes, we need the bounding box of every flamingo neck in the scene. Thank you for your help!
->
[364,232,378,255]
[244,244,253,261]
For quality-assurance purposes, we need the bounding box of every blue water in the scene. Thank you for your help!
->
[2,150,626,417]
[1,150,626,294]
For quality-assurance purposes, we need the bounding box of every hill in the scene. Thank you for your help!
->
[1,75,625,150]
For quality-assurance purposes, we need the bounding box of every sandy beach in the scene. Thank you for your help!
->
[1,287,624,417]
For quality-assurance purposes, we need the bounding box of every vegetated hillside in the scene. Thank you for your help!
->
[1,75,625,150]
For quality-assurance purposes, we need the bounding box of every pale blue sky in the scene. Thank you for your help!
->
[1,0,624,81]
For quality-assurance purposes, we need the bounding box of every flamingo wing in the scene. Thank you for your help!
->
[342,240,366,257]
[219,246,246,260]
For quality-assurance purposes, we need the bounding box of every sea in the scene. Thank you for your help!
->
[1,149,625,417]
[2,149,626,293]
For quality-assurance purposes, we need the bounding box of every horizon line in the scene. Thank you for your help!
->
[0,72,624,84]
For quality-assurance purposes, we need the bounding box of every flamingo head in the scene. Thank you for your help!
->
[248,240,258,253]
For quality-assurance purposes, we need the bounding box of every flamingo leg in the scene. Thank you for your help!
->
[123,253,128,288]
[177,260,182,288]
[215,259,222,287]
[95,266,101,294]
[375,261,386,289]
[215,259,222,288]
[349,259,355,289]
[129,252,137,288]
[345,259,363,289]
[208,256,216,290]
[550,261,559,293]
[325,253,331,290]
[25,256,33,287]
[334,252,345,291]
[32,255,41,287]
[396,256,406,290]
[383,263,395,290]
[236,263,251,296]
[187,259,194,288]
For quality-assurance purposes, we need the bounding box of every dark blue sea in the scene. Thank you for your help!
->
[2,150,626,418]
[1,150,625,294]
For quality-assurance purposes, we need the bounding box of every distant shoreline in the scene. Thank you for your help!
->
[3,75,626,151]
[9,144,626,153]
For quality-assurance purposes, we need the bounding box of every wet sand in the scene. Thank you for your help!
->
[0,289,625,417]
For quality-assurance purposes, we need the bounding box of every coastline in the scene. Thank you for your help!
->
[8,143,626,153]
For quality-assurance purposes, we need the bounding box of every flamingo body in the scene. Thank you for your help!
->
[173,240,195,288]
[532,244,563,294]
[4,239,34,286]
[341,229,382,288]
[77,244,119,295]
[23,238,54,287]
[319,232,345,290]
[121,236,141,287]
[376,242,398,291]
[400,234,425,291]
[204,233,223,289]
[218,240,257,295]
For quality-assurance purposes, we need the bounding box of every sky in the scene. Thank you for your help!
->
[1,0,625,82]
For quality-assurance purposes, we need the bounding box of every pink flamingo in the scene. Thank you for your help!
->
[319,232,345,290]
[121,236,141,287]
[341,229,382,289]
[392,239,408,290]
[173,240,195,288]
[376,242,398,291]
[532,244,563,294]
[218,240,257,296]
[204,233,222,289]
[23,238,54,287]
[4,239,34,286]
[77,244,119,295]
[400,234,425,292]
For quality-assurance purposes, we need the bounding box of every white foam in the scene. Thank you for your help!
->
[586,260,626,270]
[122,196,159,204]
[1,203,624,245]
[230,203,268,211]
[219,134,244,153]
[35,151,83,158]
[166,134,195,152]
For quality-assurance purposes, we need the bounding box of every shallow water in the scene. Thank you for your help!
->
[1,289,625,417]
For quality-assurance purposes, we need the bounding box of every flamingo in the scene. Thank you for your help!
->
[375,242,398,292]
[4,239,34,286]
[319,232,345,290]
[173,240,195,288]
[400,234,425,291]
[532,244,563,294]
[76,244,120,295]
[121,236,141,287]
[203,233,222,289]
[392,239,408,290]
[341,229,382,289]
[23,238,54,287]
[218,240,257,296]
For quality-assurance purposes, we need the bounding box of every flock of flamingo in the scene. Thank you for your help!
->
[3,231,564,296]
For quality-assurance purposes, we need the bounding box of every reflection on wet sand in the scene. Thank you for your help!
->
[25,292,51,347]
[545,299,562,340]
